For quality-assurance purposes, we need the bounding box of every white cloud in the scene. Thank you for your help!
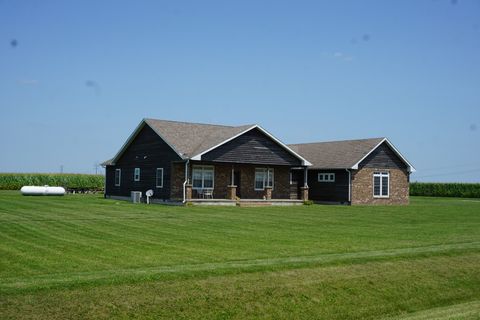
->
[333,52,354,62]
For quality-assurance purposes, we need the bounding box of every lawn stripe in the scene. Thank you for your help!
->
[384,300,480,320]
[1,241,479,291]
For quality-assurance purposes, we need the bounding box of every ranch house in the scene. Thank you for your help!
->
[103,118,415,205]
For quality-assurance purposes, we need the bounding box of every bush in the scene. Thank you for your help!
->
[410,182,480,198]
[303,200,314,206]
[0,173,104,191]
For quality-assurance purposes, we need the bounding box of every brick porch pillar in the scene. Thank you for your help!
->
[264,186,273,200]
[185,184,193,200]
[227,185,237,200]
[300,186,309,201]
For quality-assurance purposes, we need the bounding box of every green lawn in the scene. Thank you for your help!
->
[0,191,479,319]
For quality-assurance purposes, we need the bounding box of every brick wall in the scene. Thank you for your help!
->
[351,168,409,205]
[236,165,290,199]
[209,164,291,199]
[170,162,292,200]
[170,162,185,200]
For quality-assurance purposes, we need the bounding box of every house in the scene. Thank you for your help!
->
[288,138,416,205]
[103,118,311,205]
[103,118,415,205]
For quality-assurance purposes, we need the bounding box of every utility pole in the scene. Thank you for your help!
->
[94,162,101,175]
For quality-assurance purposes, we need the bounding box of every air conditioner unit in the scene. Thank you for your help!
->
[131,191,142,203]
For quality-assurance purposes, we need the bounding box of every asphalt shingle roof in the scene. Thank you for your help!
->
[144,118,254,158]
[103,119,392,170]
[288,138,385,169]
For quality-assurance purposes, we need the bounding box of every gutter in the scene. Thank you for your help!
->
[182,159,190,203]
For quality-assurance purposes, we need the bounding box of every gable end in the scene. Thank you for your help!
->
[201,127,304,166]
[358,142,407,170]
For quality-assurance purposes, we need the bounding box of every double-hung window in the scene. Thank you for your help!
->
[134,168,141,181]
[192,166,214,189]
[156,168,164,188]
[114,169,121,186]
[318,173,335,182]
[255,168,274,190]
[373,172,389,198]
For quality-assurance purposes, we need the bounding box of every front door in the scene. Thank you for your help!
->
[234,171,241,198]
[290,170,304,199]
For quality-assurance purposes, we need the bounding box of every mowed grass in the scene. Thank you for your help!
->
[0,191,479,319]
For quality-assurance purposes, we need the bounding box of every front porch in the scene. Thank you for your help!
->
[174,161,309,203]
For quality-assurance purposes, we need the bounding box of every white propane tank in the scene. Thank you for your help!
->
[20,185,66,196]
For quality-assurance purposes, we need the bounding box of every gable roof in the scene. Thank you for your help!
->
[145,118,254,158]
[107,118,311,166]
[289,137,415,172]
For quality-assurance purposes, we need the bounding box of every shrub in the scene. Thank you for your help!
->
[303,200,314,206]
[0,173,104,191]
[410,182,480,198]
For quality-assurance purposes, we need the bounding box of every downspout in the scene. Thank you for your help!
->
[346,169,351,203]
[182,159,190,203]
[104,166,108,199]
[303,166,308,188]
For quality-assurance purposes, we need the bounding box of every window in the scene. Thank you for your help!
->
[318,173,335,182]
[156,168,163,188]
[114,169,121,186]
[192,166,214,189]
[134,168,140,181]
[255,168,274,190]
[373,172,389,198]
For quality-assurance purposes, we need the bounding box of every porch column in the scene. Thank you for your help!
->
[227,185,237,200]
[264,166,272,200]
[185,184,193,200]
[227,165,237,200]
[264,186,273,200]
[184,160,192,201]
[300,166,309,201]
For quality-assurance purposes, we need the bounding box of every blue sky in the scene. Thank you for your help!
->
[1,0,479,182]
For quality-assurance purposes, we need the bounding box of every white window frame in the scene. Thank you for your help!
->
[318,173,335,182]
[254,168,274,191]
[373,172,389,198]
[192,165,215,190]
[134,168,140,182]
[156,168,164,188]
[114,169,121,186]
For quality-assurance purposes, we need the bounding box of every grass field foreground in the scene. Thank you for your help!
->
[0,191,479,319]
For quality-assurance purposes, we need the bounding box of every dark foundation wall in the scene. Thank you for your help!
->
[307,169,350,203]
[105,124,182,200]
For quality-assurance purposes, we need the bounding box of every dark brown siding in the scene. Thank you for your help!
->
[202,128,302,166]
[105,124,182,200]
[307,169,349,202]
[359,142,407,169]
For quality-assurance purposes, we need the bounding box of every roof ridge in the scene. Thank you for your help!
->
[289,137,385,146]
[144,118,252,129]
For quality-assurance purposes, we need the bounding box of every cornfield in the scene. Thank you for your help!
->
[410,182,480,198]
[0,173,104,191]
